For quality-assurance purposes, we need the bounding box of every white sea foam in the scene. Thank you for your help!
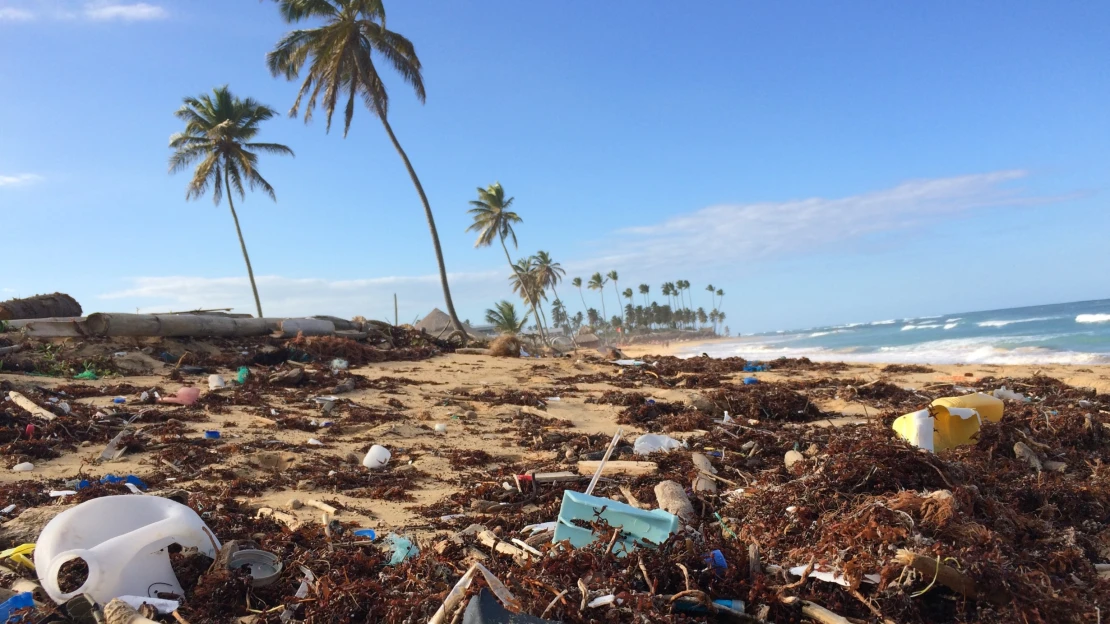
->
[977,317,1055,328]
[870,319,896,325]
[901,323,942,331]
[1077,314,1110,324]
[809,331,832,338]
[943,322,959,330]
[684,335,1110,366]
[945,318,962,323]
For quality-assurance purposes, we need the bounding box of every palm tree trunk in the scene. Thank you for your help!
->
[225,167,264,319]
[577,286,588,316]
[611,280,623,334]
[500,238,546,344]
[599,290,607,323]
[379,115,466,341]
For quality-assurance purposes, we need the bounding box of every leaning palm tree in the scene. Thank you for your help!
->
[588,272,608,321]
[705,284,716,309]
[606,270,623,326]
[571,276,590,318]
[465,182,543,335]
[622,288,634,307]
[485,300,528,334]
[268,0,466,336]
[639,283,650,306]
[716,288,725,311]
[169,85,293,319]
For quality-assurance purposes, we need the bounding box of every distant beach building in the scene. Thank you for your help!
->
[415,308,496,340]
[574,333,600,348]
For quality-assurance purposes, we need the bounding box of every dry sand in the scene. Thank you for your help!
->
[4,346,1109,540]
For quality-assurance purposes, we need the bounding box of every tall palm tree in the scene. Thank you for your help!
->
[697,307,708,328]
[606,270,623,326]
[718,311,727,335]
[485,300,528,334]
[661,282,675,315]
[267,0,465,337]
[622,288,634,307]
[571,277,588,316]
[169,85,293,319]
[466,182,543,338]
[639,283,649,306]
[532,251,565,319]
[706,284,716,310]
[588,272,608,321]
[716,288,725,312]
[709,309,719,333]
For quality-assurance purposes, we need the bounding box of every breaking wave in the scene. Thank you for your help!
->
[977,317,1056,328]
[1077,314,1110,324]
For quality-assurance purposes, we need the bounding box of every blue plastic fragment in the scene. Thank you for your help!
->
[0,592,35,622]
[553,491,679,556]
[385,534,419,565]
[704,549,727,573]
[353,529,377,540]
[674,598,745,614]
[742,377,759,385]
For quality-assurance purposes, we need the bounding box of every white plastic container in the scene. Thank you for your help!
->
[363,445,391,469]
[35,495,220,605]
[434,424,447,434]
[208,374,226,390]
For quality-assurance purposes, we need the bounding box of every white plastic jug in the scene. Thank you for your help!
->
[34,495,220,605]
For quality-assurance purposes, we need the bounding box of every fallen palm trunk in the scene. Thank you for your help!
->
[0,293,82,321]
[271,318,335,338]
[85,313,278,337]
[6,317,89,337]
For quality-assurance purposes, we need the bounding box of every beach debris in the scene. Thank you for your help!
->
[204,430,220,439]
[0,592,35,623]
[10,463,33,472]
[553,490,679,553]
[363,444,391,469]
[268,367,304,385]
[993,386,1026,401]
[207,374,226,389]
[1014,441,1043,472]
[575,460,658,477]
[784,449,805,470]
[434,423,448,434]
[35,496,220,605]
[653,480,695,523]
[227,549,283,587]
[7,392,55,421]
[612,359,645,366]
[489,335,523,358]
[632,433,685,455]
[691,452,718,493]
[384,533,419,565]
[893,405,981,452]
[157,387,200,406]
[0,292,82,321]
[461,588,557,624]
[742,376,759,385]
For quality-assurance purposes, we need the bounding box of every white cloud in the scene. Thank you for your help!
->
[0,7,34,21]
[0,173,43,187]
[605,170,1042,272]
[0,2,168,22]
[83,2,167,21]
[99,271,507,322]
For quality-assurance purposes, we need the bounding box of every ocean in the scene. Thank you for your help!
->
[685,299,1110,365]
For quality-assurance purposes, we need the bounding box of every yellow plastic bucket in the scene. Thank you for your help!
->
[931,393,1003,423]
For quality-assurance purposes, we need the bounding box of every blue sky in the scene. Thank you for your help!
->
[1,0,1107,333]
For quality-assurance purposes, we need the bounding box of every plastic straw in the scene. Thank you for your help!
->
[585,427,623,496]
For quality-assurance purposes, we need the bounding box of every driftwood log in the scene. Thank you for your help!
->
[0,293,81,321]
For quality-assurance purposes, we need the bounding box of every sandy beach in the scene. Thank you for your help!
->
[3,332,1109,621]
[4,342,1108,531]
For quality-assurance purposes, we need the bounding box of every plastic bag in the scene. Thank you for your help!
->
[633,434,686,455]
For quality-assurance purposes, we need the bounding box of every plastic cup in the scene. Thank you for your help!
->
[362,445,391,469]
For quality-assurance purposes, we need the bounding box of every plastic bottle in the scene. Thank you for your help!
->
[362,445,391,469]
[34,495,220,605]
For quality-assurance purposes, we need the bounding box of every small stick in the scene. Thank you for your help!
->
[619,485,646,509]
[638,557,655,594]
[541,590,568,618]
[848,587,894,624]
[781,596,852,624]
[306,500,338,515]
[171,612,191,624]
[577,578,588,611]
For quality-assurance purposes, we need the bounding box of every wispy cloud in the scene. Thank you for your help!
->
[83,2,166,21]
[96,171,1056,320]
[99,271,506,321]
[0,173,43,187]
[602,170,1045,272]
[0,7,33,21]
[0,2,168,22]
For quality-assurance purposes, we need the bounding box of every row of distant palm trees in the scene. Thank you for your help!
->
[170,0,467,335]
[468,182,729,339]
